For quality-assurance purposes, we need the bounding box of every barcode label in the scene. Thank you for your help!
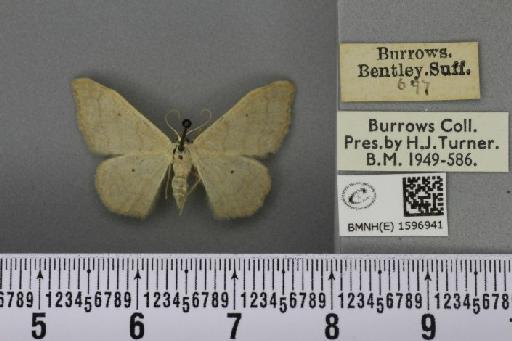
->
[337,173,448,236]
[403,175,445,217]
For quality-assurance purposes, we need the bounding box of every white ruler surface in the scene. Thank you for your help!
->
[1,254,512,340]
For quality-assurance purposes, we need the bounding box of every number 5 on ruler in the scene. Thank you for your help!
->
[32,312,46,339]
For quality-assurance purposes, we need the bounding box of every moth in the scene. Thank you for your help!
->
[72,78,295,219]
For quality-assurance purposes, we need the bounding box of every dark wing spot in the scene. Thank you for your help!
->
[117,112,121,117]
[230,170,234,174]
[131,169,135,172]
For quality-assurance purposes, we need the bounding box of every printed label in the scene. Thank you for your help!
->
[338,173,448,237]
[337,111,509,172]
[339,42,480,101]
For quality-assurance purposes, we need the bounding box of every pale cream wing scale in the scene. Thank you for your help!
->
[72,77,174,218]
[189,147,270,219]
[95,153,173,218]
[189,80,294,218]
[72,78,172,155]
[192,80,295,157]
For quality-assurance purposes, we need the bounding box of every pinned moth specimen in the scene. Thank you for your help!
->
[72,78,295,219]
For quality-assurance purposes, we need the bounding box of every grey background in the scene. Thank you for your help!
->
[0,1,337,253]
[337,0,512,253]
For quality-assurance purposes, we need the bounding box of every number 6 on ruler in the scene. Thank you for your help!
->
[130,312,144,339]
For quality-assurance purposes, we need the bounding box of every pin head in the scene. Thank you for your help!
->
[182,119,192,129]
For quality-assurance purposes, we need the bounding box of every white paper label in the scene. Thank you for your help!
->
[339,42,480,101]
[337,111,509,172]
[338,173,448,237]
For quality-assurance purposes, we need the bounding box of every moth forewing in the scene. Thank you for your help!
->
[72,78,172,155]
[192,80,295,157]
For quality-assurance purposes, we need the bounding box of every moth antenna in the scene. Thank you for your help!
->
[188,108,213,136]
[164,109,182,140]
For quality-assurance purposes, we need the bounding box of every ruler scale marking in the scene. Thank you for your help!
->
[9,258,12,290]
[18,258,22,290]
[1,255,512,339]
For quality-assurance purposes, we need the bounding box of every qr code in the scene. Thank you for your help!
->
[402,175,445,217]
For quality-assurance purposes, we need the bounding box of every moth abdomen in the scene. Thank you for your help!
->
[171,176,188,212]
[171,146,193,213]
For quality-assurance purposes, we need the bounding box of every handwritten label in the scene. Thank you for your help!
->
[337,111,509,172]
[338,173,448,237]
[339,42,480,101]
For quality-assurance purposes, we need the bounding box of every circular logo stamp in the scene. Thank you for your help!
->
[341,182,376,209]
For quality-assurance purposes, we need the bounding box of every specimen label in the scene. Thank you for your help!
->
[338,173,448,237]
[339,42,480,101]
[337,111,509,172]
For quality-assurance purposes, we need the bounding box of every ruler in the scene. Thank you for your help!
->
[1,254,512,340]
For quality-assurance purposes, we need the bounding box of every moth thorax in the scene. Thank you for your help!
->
[172,151,192,176]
